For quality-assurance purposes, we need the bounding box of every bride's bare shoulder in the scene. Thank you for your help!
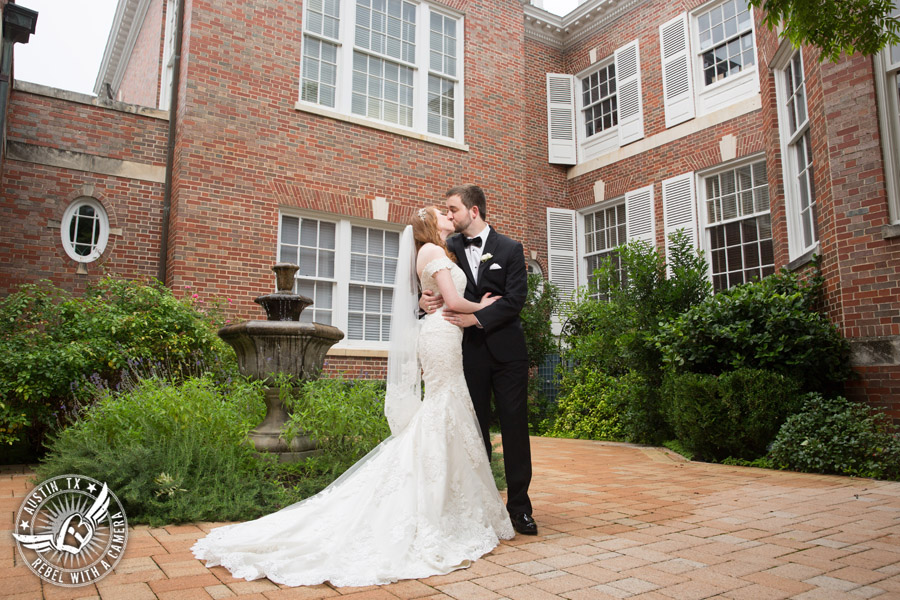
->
[416,243,443,263]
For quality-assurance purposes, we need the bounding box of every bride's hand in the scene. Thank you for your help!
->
[478,293,501,309]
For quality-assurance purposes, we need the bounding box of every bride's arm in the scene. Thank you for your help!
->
[417,244,497,314]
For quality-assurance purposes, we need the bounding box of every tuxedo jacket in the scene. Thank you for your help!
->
[447,228,529,363]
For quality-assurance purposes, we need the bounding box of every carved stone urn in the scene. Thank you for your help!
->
[218,263,344,461]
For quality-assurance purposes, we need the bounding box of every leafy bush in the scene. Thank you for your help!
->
[662,369,802,461]
[656,269,851,394]
[0,277,236,450]
[551,367,621,440]
[520,275,560,433]
[284,376,389,464]
[522,274,560,371]
[36,376,284,526]
[769,394,900,480]
[268,375,391,500]
[556,231,710,444]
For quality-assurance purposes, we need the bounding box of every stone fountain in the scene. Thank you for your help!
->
[218,263,344,462]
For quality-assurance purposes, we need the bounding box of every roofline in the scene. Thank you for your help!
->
[93,0,153,98]
[523,0,650,48]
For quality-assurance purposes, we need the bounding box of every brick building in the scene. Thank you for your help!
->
[2,0,899,418]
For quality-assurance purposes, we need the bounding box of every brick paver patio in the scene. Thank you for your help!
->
[3,437,899,599]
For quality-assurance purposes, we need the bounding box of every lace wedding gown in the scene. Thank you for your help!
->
[192,256,514,587]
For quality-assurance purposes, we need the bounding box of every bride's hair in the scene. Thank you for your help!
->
[411,206,456,263]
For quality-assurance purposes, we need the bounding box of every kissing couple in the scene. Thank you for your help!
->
[192,184,536,587]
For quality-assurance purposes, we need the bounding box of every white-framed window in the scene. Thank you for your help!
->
[574,59,620,162]
[581,200,626,295]
[298,0,464,144]
[278,213,402,347]
[700,159,774,290]
[547,40,644,165]
[581,62,618,139]
[159,0,178,110]
[874,7,900,225]
[774,48,817,258]
[61,198,110,263]
[546,185,654,303]
[691,0,759,115]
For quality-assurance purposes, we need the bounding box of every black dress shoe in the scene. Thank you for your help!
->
[510,512,538,535]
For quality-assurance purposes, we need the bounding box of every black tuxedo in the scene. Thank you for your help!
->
[448,227,532,516]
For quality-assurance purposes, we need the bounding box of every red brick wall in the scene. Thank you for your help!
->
[557,0,766,249]
[0,88,168,295]
[524,38,569,275]
[163,0,530,316]
[118,0,165,107]
[532,0,900,419]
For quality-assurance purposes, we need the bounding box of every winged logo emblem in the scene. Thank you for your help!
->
[13,483,111,555]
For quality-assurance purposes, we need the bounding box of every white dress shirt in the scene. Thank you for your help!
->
[465,225,490,280]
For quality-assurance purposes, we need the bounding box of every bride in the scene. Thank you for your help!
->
[191,206,515,587]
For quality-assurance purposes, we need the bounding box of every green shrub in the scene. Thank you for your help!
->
[35,376,285,526]
[521,274,561,434]
[663,368,802,461]
[284,376,389,464]
[522,274,560,371]
[0,277,236,451]
[656,270,851,394]
[769,394,900,480]
[556,231,710,444]
[550,367,625,440]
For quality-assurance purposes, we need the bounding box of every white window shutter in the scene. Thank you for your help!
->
[615,40,644,146]
[625,184,655,245]
[546,74,577,165]
[546,208,578,301]
[662,173,697,274]
[660,13,695,128]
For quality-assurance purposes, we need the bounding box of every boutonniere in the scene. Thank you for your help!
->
[480,253,493,263]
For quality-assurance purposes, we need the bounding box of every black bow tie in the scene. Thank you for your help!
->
[463,236,482,248]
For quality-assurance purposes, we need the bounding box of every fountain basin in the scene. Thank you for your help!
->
[219,320,344,384]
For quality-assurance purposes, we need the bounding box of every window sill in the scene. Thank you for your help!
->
[883,223,900,239]
[327,347,389,359]
[295,102,470,152]
[786,242,820,271]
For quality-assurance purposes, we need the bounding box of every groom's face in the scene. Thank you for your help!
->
[446,194,473,234]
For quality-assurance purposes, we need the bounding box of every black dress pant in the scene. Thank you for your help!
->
[462,340,533,516]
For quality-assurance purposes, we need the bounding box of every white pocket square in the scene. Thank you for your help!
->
[489,263,502,270]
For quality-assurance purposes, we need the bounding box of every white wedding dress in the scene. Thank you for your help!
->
[192,256,514,587]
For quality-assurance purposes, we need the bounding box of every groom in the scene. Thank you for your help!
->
[422,184,536,536]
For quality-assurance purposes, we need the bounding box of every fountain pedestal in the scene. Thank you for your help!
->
[218,263,344,462]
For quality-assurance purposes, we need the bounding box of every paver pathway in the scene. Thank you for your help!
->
[2,437,900,599]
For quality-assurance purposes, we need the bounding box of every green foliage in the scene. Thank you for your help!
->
[662,439,695,461]
[35,376,286,526]
[521,274,560,371]
[656,269,851,394]
[521,274,561,434]
[550,367,626,440]
[662,369,802,461]
[556,231,710,444]
[526,375,556,435]
[750,0,900,62]
[721,456,775,469]
[283,375,389,464]
[769,394,900,480]
[0,277,236,450]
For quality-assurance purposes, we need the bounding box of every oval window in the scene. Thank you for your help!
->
[61,198,109,263]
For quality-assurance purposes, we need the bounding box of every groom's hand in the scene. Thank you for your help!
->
[443,309,478,329]
[419,289,444,314]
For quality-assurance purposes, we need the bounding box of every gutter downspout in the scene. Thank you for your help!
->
[158,0,186,284]
[0,3,38,176]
